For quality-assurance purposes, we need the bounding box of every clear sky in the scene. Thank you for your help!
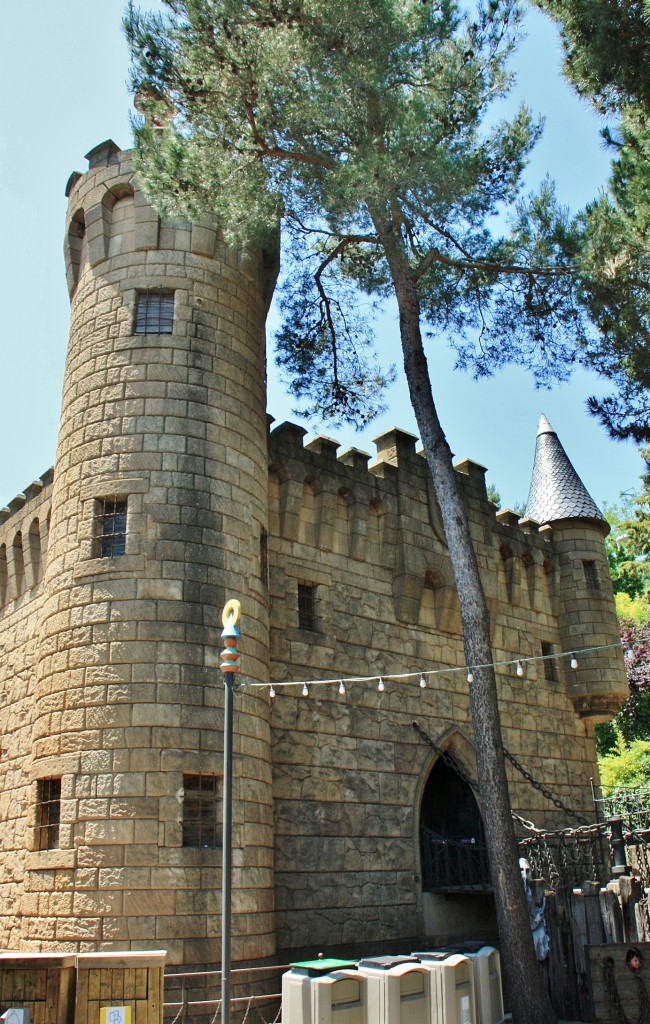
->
[0,1,644,513]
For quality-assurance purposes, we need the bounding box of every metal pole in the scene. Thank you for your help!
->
[219,599,241,1024]
[221,671,234,1024]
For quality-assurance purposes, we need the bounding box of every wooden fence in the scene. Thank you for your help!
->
[0,951,165,1024]
[544,878,650,1022]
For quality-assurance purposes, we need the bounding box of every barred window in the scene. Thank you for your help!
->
[260,527,268,587]
[583,559,599,592]
[36,778,61,851]
[298,583,317,631]
[135,290,174,334]
[541,641,557,682]
[95,497,127,558]
[183,774,221,849]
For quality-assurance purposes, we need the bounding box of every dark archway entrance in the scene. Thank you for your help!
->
[420,757,491,893]
[418,755,497,945]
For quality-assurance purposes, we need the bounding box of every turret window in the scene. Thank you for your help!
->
[541,641,557,682]
[182,774,221,848]
[298,582,317,631]
[135,289,174,334]
[95,497,128,557]
[35,778,61,851]
[583,559,599,592]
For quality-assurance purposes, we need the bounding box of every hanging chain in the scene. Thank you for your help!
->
[604,957,650,1024]
[413,721,589,825]
[604,957,632,1024]
[501,746,589,825]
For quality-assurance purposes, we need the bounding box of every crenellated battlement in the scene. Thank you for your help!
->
[0,469,53,612]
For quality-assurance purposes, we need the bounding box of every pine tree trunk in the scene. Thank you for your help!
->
[372,212,557,1024]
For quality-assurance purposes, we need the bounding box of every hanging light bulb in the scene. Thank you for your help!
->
[377,678,385,692]
[516,661,524,677]
[466,670,474,684]
[419,675,427,689]
[570,653,578,670]
[269,685,276,699]
[338,680,346,695]
[302,683,309,697]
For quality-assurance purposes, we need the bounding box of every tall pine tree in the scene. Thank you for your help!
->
[125,3,582,1019]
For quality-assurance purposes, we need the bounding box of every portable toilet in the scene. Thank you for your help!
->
[412,950,476,1024]
[282,958,362,1024]
[439,944,504,1024]
[356,955,429,1024]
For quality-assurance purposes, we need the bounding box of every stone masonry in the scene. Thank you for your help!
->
[0,140,628,970]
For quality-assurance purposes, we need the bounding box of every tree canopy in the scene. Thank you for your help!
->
[535,0,650,441]
[125,0,593,426]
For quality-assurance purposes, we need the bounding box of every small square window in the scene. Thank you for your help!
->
[183,774,221,849]
[135,290,174,334]
[36,778,61,851]
[95,497,127,558]
[541,642,557,682]
[583,560,599,591]
[298,583,317,631]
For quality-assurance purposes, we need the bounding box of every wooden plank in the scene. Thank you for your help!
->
[134,968,147,1001]
[124,967,136,1001]
[60,966,75,1024]
[88,967,101,1004]
[45,967,60,1023]
[99,968,112,1002]
[599,889,624,944]
[111,968,125,1001]
[546,885,582,1022]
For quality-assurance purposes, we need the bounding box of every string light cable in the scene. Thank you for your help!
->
[254,639,625,697]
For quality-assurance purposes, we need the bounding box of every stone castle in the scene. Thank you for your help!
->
[0,140,627,970]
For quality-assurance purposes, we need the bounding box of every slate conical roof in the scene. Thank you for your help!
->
[524,415,606,527]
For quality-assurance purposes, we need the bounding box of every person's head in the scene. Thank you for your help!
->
[626,948,642,972]
[519,858,531,884]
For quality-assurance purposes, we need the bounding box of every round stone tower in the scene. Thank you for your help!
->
[525,414,627,723]
[28,140,278,966]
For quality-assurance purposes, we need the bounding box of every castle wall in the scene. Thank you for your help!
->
[266,425,625,954]
[0,139,628,970]
[0,475,53,947]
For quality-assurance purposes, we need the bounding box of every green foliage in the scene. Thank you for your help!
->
[598,731,650,794]
[486,483,501,508]
[616,592,650,623]
[125,0,600,426]
[534,0,650,441]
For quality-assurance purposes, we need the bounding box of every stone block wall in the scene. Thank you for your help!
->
[0,476,53,948]
[266,423,626,954]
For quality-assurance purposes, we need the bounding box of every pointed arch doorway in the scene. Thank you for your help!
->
[419,752,497,944]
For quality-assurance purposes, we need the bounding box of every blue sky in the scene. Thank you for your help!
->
[0,1,644,512]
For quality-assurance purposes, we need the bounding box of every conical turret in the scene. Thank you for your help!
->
[524,415,626,723]
[525,415,606,529]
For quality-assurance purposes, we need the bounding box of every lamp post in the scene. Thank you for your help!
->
[220,599,241,1024]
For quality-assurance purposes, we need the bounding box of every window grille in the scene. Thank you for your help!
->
[583,559,599,592]
[36,778,61,851]
[298,583,317,631]
[260,527,268,587]
[95,497,128,558]
[135,289,174,334]
[182,774,221,849]
[541,641,557,682]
